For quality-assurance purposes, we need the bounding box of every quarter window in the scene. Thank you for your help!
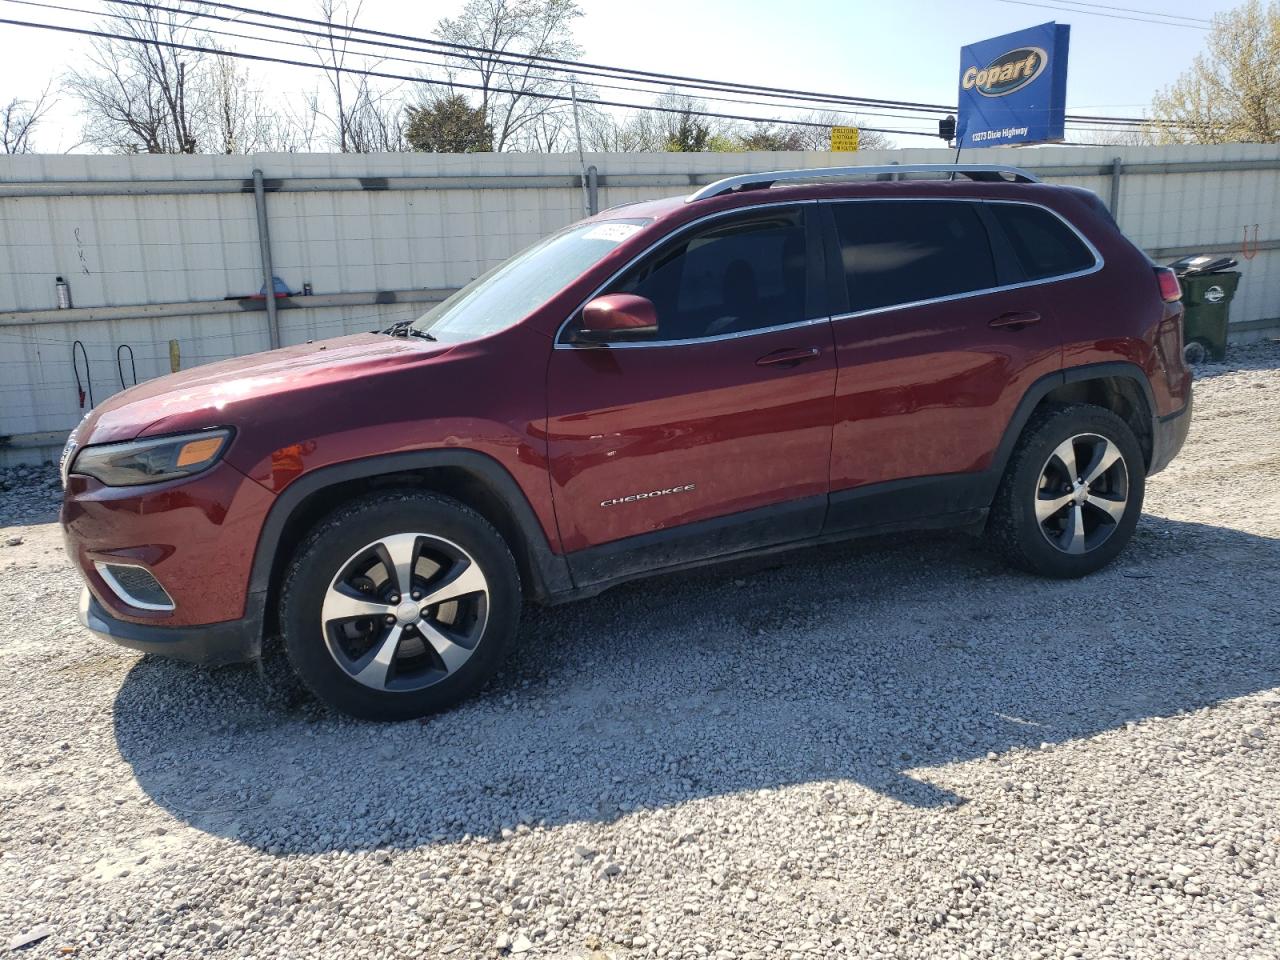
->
[830,201,997,313]
[605,208,809,341]
[989,203,1097,280]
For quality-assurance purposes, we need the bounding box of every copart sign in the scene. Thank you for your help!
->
[957,21,1070,148]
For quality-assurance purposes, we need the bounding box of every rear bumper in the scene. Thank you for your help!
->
[1150,393,1192,476]
[79,588,263,666]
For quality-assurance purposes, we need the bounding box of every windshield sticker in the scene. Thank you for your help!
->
[583,222,643,243]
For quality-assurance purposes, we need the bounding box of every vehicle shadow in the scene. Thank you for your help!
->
[113,514,1280,853]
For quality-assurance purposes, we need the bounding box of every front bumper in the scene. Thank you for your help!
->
[62,460,275,628]
[79,588,263,666]
[1150,394,1192,476]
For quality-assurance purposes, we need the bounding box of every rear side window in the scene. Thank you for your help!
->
[989,203,1097,281]
[830,201,997,313]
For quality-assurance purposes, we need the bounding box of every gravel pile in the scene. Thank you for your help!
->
[0,462,60,529]
[2,343,1278,959]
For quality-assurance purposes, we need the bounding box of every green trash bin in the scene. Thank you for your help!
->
[1178,271,1240,363]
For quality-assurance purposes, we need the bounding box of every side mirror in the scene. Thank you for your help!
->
[573,294,658,344]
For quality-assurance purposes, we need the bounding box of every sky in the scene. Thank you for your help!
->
[0,0,1244,153]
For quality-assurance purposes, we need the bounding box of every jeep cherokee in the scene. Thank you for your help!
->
[61,164,1193,720]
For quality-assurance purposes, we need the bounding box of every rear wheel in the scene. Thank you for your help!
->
[280,491,520,720]
[988,404,1145,578]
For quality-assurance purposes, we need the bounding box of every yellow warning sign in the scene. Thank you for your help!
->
[830,126,860,151]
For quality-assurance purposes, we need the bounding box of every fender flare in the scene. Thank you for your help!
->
[245,449,574,614]
[985,361,1156,496]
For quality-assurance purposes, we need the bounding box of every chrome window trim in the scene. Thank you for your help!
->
[824,197,1105,323]
[565,315,833,350]
[553,200,822,350]
[553,195,1104,348]
[94,562,176,612]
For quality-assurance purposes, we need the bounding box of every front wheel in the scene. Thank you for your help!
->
[280,491,520,720]
[988,403,1145,578]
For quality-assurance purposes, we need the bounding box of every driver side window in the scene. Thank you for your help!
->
[607,207,809,342]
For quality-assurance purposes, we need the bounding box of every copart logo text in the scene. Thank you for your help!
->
[962,46,1048,98]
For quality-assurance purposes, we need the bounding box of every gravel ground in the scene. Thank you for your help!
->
[2,343,1278,960]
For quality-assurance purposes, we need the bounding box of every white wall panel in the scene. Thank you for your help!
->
[1,146,1276,463]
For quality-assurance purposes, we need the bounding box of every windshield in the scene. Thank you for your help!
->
[412,218,652,341]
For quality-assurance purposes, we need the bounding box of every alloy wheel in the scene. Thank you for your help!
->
[320,533,489,692]
[1034,433,1129,555]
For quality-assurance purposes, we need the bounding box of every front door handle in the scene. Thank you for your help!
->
[989,311,1042,331]
[756,346,821,368]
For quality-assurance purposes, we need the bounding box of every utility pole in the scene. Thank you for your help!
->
[570,78,589,218]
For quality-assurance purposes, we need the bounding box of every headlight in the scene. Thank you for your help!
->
[60,411,92,489]
[69,429,233,487]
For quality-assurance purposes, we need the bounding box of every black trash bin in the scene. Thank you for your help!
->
[1167,255,1241,363]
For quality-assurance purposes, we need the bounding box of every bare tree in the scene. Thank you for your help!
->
[580,97,893,154]
[277,89,326,153]
[582,107,664,152]
[65,4,299,155]
[64,1,211,153]
[205,53,281,154]
[1151,0,1280,144]
[1,85,54,154]
[306,0,404,152]
[435,0,583,151]
[1069,126,1156,147]
[524,107,573,151]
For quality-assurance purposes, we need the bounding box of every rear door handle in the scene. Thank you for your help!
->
[756,346,821,368]
[989,311,1042,331]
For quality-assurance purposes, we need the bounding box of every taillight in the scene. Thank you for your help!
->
[1155,266,1182,303]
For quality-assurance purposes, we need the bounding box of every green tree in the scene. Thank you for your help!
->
[737,123,806,151]
[706,134,744,152]
[664,110,712,152]
[1151,0,1280,144]
[405,94,494,152]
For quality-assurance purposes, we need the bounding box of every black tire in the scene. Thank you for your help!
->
[280,490,520,721]
[988,403,1145,578]
[1183,340,1209,366]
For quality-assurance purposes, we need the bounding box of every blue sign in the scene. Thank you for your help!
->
[958,22,1070,148]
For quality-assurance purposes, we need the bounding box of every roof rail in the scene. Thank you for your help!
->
[686,164,1041,202]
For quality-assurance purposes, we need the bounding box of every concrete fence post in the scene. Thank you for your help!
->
[252,168,281,350]
[587,165,599,216]
[1109,157,1123,221]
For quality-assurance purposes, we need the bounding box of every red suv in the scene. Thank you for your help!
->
[62,164,1192,720]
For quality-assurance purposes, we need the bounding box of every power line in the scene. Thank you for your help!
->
[0,15,942,137]
[0,0,957,128]
[0,1,1205,139]
[135,0,1186,129]
[1025,0,1210,22]
[150,0,942,120]
[106,2,1172,133]
[156,0,964,115]
[992,0,1210,28]
[3,0,1200,134]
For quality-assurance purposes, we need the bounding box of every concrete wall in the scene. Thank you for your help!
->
[1,145,1277,463]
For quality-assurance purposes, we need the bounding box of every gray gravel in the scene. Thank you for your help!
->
[0,462,61,529]
[2,342,1279,959]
